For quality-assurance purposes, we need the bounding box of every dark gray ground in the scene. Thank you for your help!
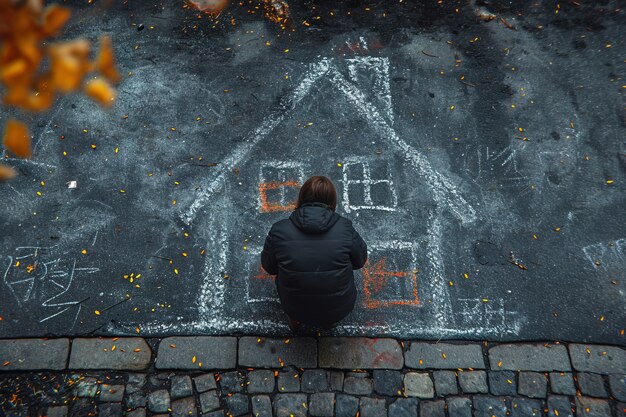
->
[0,0,624,344]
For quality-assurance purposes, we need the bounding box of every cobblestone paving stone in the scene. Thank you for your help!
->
[609,375,626,401]
[518,372,548,398]
[405,343,485,370]
[578,373,609,398]
[404,372,434,398]
[488,371,517,396]
[458,371,488,394]
[447,396,473,417]
[488,344,571,372]
[550,372,577,396]
[434,370,459,396]
[0,337,624,416]
[421,399,446,417]
[388,397,417,417]
[373,370,403,396]
[548,395,575,417]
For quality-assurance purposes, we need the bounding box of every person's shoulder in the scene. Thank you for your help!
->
[269,218,293,233]
[334,214,354,228]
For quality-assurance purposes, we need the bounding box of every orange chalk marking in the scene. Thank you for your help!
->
[362,257,419,309]
[258,181,299,213]
[253,265,274,280]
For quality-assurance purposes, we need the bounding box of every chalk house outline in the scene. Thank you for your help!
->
[124,56,521,337]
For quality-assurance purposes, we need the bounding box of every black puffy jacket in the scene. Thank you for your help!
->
[261,202,368,326]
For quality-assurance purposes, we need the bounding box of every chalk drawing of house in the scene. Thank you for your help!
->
[126,56,521,337]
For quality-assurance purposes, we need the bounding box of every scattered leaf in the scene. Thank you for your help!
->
[42,4,72,36]
[96,36,121,83]
[3,119,32,158]
[0,164,17,181]
[84,78,116,107]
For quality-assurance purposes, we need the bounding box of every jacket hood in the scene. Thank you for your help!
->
[289,202,340,234]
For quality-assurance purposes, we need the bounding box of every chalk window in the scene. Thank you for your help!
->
[244,245,279,303]
[258,162,305,213]
[341,160,397,213]
[361,241,419,309]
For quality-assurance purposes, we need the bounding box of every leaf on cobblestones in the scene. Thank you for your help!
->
[498,360,503,367]
[133,348,141,352]
[170,344,176,348]
[192,356,197,363]
[3,361,10,366]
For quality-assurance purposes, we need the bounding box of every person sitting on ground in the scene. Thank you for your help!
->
[260,175,368,332]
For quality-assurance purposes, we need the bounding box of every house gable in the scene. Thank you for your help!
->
[181,58,476,226]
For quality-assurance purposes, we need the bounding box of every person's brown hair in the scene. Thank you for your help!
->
[296,176,337,211]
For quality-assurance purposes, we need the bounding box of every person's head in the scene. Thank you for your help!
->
[296,175,337,211]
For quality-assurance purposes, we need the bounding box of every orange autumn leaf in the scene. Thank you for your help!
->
[3,119,31,158]
[3,85,30,108]
[96,36,121,83]
[0,59,29,84]
[84,78,116,107]
[0,164,16,181]
[41,4,71,37]
[49,40,90,92]
[15,34,42,67]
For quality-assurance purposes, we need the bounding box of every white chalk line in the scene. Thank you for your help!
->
[327,67,476,225]
[582,238,626,270]
[181,59,331,225]
[110,316,519,336]
[197,216,228,320]
[341,158,398,213]
[346,57,394,124]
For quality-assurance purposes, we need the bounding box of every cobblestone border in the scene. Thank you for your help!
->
[1,337,624,374]
[0,338,624,417]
